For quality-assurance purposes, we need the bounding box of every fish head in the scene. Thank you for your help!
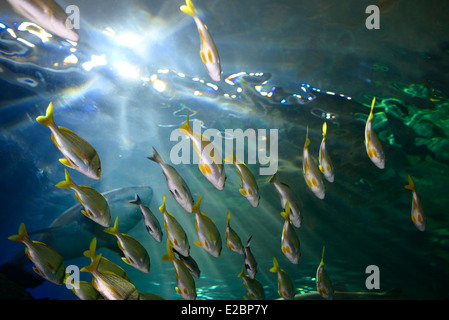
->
[207,64,222,82]
[87,153,102,180]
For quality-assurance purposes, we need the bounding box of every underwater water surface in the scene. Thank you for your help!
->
[1,0,449,300]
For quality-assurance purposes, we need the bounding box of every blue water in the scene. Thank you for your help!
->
[1,0,449,300]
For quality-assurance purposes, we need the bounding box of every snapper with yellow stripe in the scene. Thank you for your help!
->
[192,194,222,258]
[225,210,244,255]
[81,253,139,300]
[303,126,325,199]
[316,246,334,300]
[179,114,226,190]
[318,122,335,183]
[280,202,300,264]
[405,175,426,231]
[180,0,222,82]
[159,195,190,257]
[104,217,151,274]
[8,223,66,285]
[36,102,101,180]
[364,97,385,169]
[162,240,197,300]
[56,169,111,227]
[224,152,260,207]
[269,257,294,300]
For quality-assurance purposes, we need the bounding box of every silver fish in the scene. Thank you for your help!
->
[81,254,140,300]
[162,241,196,300]
[192,194,222,258]
[8,223,66,285]
[36,102,101,180]
[243,235,257,279]
[238,266,265,300]
[269,173,302,228]
[104,217,151,274]
[280,202,301,264]
[180,0,222,82]
[147,147,194,213]
[129,193,163,242]
[55,169,110,227]
[316,246,334,300]
[269,257,294,300]
[364,97,385,169]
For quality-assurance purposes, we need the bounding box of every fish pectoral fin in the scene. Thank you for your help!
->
[50,133,61,149]
[176,287,182,295]
[239,188,247,197]
[121,257,131,265]
[319,164,325,173]
[194,240,203,248]
[32,267,43,277]
[199,164,207,176]
[59,158,77,169]
[81,209,94,218]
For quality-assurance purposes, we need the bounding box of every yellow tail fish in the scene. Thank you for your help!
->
[8,223,66,285]
[159,195,190,257]
[192,194,222,258]
[36,102,101,180]
[365,97,385,169]
[81,254,139,300]
[179,114,226,190]
[180,0,222,82]
[104,217,151,274]
[319,122,335,183]
[303,126,325,199]
[56,169,111,227]
[162,240,196,300]
[269,257,294,300]
[316,246,334,300]
[405,175,426,231]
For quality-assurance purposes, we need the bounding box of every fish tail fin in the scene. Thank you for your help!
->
[304,126,310,149]
[404,174,415,191]
[55,169,75,189]
[223,151,236,164]
[147,147,163,164]
[269,256,279,273]
[322,122,327,139]
[192,194,203,214]
[268,173,277,184]
[83,238,97,259]
[8,223,30,243]
[321,246,326,264]
[226,210,231,226]
[162,240,175,261]
[159,195,167,213]
[368,97,376,121]
[246,235,253,248]
[81,253,102,274]
[104,217,119,236]
[179,114,192,134]
[129,193,142,205]
[36,102,56,128]
[180,0,196,17]
[237,266,245,278]
[280,202,291,221]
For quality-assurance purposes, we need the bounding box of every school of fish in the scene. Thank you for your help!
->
[7,0,426,300]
